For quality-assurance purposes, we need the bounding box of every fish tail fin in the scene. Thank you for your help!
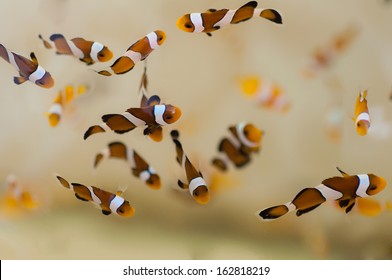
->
[258,9,283,24]
[84,124,107,140]
[55,175,71,189]
[38,34,53,49]
[257,202,294,221]
[360,90,367,101]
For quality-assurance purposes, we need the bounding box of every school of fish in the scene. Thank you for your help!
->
[1,1,390,225]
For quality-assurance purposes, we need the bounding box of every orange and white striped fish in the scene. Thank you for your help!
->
[212,122,263,171]
[303,25,359,78]
[258,167,386,221]
[94,141,161,190]
[83,99,181,141]
[2,175,38,210]
[55,175,135,217]
[240,76,290,113]
[170,130,210,205]
[38,34,113,65]
[353,90,370,136]
[176,1,282,36]
[0,43,54,88]
[46,84,88,127]
[97,30,166,76]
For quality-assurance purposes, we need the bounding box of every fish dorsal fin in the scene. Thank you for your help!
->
[336,166,350,177]
[240,1,258,9]
[147,95,161,106]
[30,52,38,65]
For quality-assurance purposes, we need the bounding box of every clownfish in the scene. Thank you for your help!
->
[55,175,135,217]
[258,167,386,221]
[38,34,113,65]
[353,90,370,136]
[46,84,88,127]
[0,43,54,88]
[170,130,210,205]
[94,141,161,190]
[2,175,38,210]
[212,122,263,171]
[240,76,290,113]
[176,1,282,37]
[83,99,182,141]
[303,25,358,78]
[97,30,166,76]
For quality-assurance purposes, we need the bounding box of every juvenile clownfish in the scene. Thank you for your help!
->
[258,167,386,221]
[0,43,54,88]
[170,130,210,205]
[97,30,166,76]
[95,141,161,190]
[83,100,182,141]
[212,122,263,171]
[38,34,113,66]
[176,1,282,37]
[240,76,290,113]
[3,175,38,210]
[353,90,370,136]
[303,25,358,78]
[55,175,135,217]
[46,85,88,127]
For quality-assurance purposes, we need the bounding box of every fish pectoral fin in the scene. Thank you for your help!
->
[30,52,38,64]
[74,193,89,202]
[296,203,322,216]
[336,166,350,177]
[101,209,112,215]
[206,32,212,37]
[13,76,27,85]
[178,180,188,190]
[131,168,139,177]
[143,126,153,135]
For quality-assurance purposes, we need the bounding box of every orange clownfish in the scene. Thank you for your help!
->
[303,25,358,78]
[46,84,88,127]
[176,1,282,37]
[2,175,38,210]
[258,167,386,221]
[212,122,263,171]
[95,141,161,190]
[353,90,370,136]
[55,175,135,217]
[83,98,181,141]
[0,43,54,88]
[170,130,210,205]
[97,30,166,76]
[240,76,290,113]
[38,34,113,65]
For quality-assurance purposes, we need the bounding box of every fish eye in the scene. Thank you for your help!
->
[158,36,163,41]
[185,23,192,29]
[369,185,377,191]
[118,208,124,213]
[166,114,173,120]
[37,80,44,85]
[98,53,105,57]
